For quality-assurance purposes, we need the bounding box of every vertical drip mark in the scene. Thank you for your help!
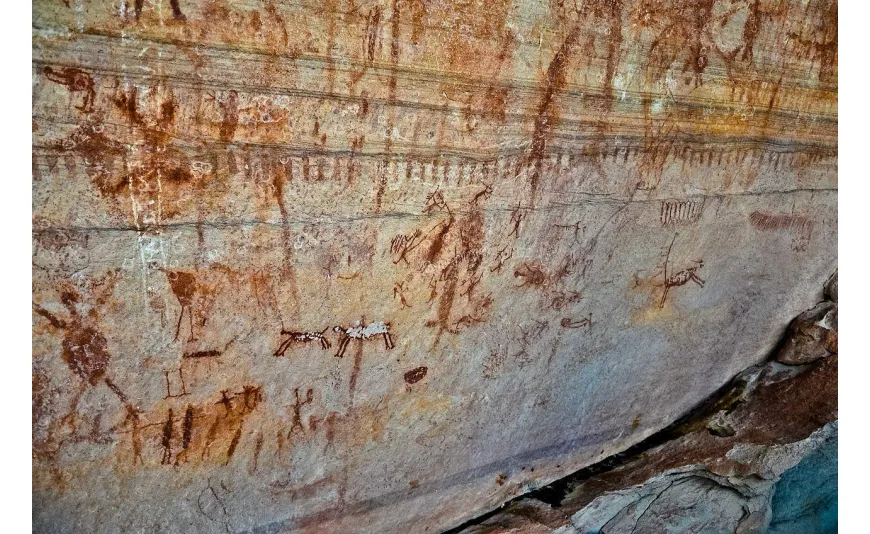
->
[349,341,364,406]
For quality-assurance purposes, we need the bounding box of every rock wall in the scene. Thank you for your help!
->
[454,276,838,533]
[32,1,837,532]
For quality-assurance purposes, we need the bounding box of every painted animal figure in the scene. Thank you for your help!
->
[561,313,593,332]
[333,321,395,358]
[165,270,198,342]
[514,262,547,288]
[661,260,705,308]
[274,328,331,357]
[43,66,96,113]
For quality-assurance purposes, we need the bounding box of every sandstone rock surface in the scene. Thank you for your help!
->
[776,300,837,365]
[454,295,838,533]
[32,1,837,532]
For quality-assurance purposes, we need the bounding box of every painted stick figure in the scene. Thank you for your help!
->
[33,293,130,405]
[393,281,412,309]
[33,292,144,463]
[508,206,525,237]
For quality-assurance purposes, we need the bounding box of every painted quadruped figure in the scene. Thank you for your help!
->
[659,233,706,308]
[333,321,395,358]
[274,328,332,357]
[661,260,706,308]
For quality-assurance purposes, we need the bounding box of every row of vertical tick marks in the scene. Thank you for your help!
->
[274,320,395,359]
[661,199,704,227]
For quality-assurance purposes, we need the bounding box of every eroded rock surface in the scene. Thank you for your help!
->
[776,301,837,365]
[33,1,836,532]
[454,293,838,534]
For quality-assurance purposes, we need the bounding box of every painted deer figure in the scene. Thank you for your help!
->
[274,327,331,357]
[661,260,705,308]
[333,321,395,358]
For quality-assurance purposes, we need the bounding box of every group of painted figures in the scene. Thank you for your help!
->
[275,321,395,359]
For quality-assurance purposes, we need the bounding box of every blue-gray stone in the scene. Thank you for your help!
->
[768,434,838,534]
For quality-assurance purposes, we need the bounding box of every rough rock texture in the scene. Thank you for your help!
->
[454,293,838,534]
[825,270,838,302]
[32,1,837,532]
[768,431,837,534]
[776,300,837,365]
